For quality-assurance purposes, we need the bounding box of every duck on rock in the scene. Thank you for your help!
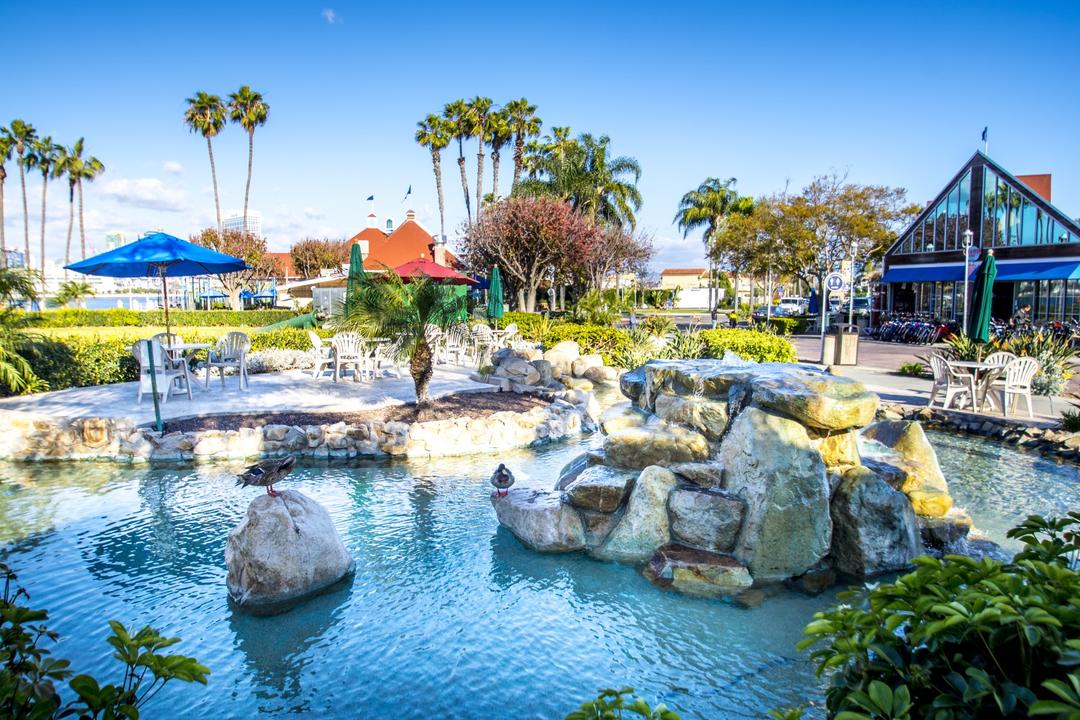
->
[490,463,515,497]
[237,455,297,497]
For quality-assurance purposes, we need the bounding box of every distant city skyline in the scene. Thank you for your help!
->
[3,0,1080,272]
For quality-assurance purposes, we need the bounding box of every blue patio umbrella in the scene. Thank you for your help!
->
[807,288,820,316]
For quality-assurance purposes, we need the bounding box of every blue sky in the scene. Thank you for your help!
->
[3,0,1079,271]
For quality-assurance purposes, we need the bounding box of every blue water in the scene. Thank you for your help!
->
[0,431,1074,719]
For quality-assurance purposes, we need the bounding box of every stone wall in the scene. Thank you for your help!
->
[0,393,596,464]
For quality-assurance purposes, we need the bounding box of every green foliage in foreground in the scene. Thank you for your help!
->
[1061,405,1080,433]
[897,361,928,378]
[0,562,208,718]
[18,308,299,328]
[566,688,680,720]
[698,328,797,363]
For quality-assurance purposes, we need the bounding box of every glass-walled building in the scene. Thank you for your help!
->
[882,152,1080,325]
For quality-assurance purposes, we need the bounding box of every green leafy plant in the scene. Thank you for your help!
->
[542,324,633,365]
[571,290,628,327]
[1060,404,1080,433]
[663,328,707,360]
[565,688,680,720]
[897,361,928,378]
[497,311,556,340]
[945,331,1075,397]
[19,308,299,328]
[611,328,661,369]
[698,328,797,363]
[639,314,676,337]
[0,562,208,719]
[48,280,95,309]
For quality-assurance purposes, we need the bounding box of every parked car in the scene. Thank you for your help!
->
[778,297,806,315]
[842,296,871,317]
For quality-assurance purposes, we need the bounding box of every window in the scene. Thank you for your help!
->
[912,224,923,254]
[958,171,971,244]
[1066,279,1080,321]
[981,168,996,248]
[1015,280,1035,318]
[941,281,954,319]
[1007,188,1023,246]
[1046,279,1065,323]
[1021,199,1038,245]
[946,186,959,250]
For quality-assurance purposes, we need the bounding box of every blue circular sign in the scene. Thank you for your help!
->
[825,273,846,292]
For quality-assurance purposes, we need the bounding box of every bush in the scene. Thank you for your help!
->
[639,314,677,337]
[19,308,298,328]
[1061,404,1080,432]
[698,329,797,363]
[897,361,928,378]
[542,323,632,365]
[498,311,553,341]
[566,688,680,720]
[764,316,800,335]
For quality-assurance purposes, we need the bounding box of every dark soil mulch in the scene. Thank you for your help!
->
[165,392,549,433]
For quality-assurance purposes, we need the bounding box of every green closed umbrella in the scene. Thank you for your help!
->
[344,243,367,318]
[966,251,996,342]
[487,265,504,326]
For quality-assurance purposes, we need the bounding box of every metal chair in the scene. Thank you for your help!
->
[999,357,1040,419]
[133,339,192,405]
[331,332,369,383]
[308,330,336,379]
[928,354,976,410]
[206,332,251,390]
[441,324,472,366]
[500,322,519,349]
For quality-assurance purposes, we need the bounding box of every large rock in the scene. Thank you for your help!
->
[669,461,725,488]
[861,420,953,517]
[583,365,619,383]
[564,465,636,513]
[496,357,541,386]
[719,407,831,582]
[604,425,709,470]
[750,368,879,431]
[654,394,730,440]
[530,359,554,386]
[600,402,650,434]
[492,488,585,552]
[226,490,354,610]
[810,430,860,469]
[830,466,919,577]
[668,487,744,553]
[555,452,590,490]
[544,341,581,377]
[620,366,646,404]
[593,466,679,563]
[643,544,752,597]
[571,354,604,377]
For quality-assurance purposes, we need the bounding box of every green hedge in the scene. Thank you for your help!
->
[496,311,552,341]
[699,328,797,363]
[19,308,299,328]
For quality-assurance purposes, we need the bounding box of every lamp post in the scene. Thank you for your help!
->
[962,229,974,333]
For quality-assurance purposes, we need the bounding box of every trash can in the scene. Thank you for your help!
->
[835,324,859,365]
[821,328,837,364]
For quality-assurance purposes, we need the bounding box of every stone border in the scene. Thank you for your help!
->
[878,403,1080,463]
[0,392,600,464]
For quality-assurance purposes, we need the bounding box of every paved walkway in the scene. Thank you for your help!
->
[0,366,495,426]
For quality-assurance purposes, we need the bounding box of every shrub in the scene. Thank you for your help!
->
[639,314,677,337]
[640,288,678,309]
[663,328,707,360]
[610,328,662,369]
[19,308,299,328]
[498,311,553,341]
[570,289,627,326]
[764,316,800,335]
[698,329,797,363]
[1061,404,1080,432]
[566,688,680,720]
[542,323,632,365]
[897,361,928,378]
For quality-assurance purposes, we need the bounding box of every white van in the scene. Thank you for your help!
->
[777,297,806,315]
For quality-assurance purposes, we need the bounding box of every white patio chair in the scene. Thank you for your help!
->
[441,324,472,366]
[928,354,975,410]
[472,324,496,366]
[372,336,406,378]
[205,332,251,391]
[998,356,1040,419]
[500,322,519,349]
[424,325,445,364]
[308,330,336,379]
[149,332,193,379]
[332,332,369,383]
[978,351,1018,410]
[133,339,191,405]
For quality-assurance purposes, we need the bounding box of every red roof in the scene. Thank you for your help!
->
[394,258,476,284]
[661,268,708,276]
[344,213,461,272]
[265,252,297,278]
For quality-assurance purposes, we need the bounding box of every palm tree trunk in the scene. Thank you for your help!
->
[475,144,484,219]
[491,150,500,199]
[65,182,74,275]
[432,150,446,241]
[243,130,254,232]
[512,135,524,188]
[77,179,87,260]
[0,169,7,267]
[19,158,30,269]
[207,136,222,235]
[457,138,471,224]
[410,339,434,417]
[39,172,48,286]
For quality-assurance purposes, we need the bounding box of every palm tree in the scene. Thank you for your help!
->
[504,98,542,189]
[674,177,746,315]
[486,108,512,200]
[0,266,44,393]
[0,134,11,266]
[51,279,95,308]
[466,96,493,218]
[415,114,452,243]
[184,92,227,234]
[75,146,104,260]
[228,86,270,233]
[2,121,38,270]
[27,137,60,277]
[339,273,463,416]
[53,141,83,270]
[443,99,472,224]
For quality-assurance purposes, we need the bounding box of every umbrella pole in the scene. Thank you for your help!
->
[146,340,164,434]
[160,267,172,344]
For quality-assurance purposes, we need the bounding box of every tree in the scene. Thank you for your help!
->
[0,134,11,266]
[190,227,275,309]
[0,267,44,393]
[290,237,349,278]
[503,97,541,189]
[339,274,463,416]
[74,143,104,260]
[415,114,452,242]
[50,279,95,308]
[462,196,598,312]
[674,177,749,313]
[486,108,512,201]
[228,86,270,233]
[466,96,493,218]
[27,137,60,277]
[52,140,84,270]
[2,120,38,269]
[574,225,654,290]
[443,99,473,224]
[184,92,227,234]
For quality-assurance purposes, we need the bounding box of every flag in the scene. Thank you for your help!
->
[366,194,374,201]
[401,185,412,202]
[981,126,988,142]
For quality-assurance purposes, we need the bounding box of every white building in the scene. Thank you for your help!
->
[222,211,263,237]
[105,231,128,251]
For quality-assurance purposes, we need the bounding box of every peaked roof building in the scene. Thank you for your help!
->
[346,210,459,271]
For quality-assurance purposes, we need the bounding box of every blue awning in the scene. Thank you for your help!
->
[881,265,970,283]
[994,260,1080,281]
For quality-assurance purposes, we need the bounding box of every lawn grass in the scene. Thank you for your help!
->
[34,326,255,339]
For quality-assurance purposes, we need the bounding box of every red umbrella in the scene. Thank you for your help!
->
[393,258,477,285]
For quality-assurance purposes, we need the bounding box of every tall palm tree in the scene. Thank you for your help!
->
[415,114,452,243]
[466,96,493,218]
[0,134,11,267]
[184,92,227,235]
[443,100,472,224]
[674,177,746,314]
[75,146,104,260]
[2,121,38,270]
[53,140,83,270]
[486,108,512,200]
[27,137,60,276]
[504,98,542,189]
[228,86,270,233]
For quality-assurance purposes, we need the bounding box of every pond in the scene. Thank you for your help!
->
[0,430,1075,719]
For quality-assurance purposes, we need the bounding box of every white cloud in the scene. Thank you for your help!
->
[321,8,340,24]
[650,233,708,271]
[303,207,324,220]
[101,178,189,213]
[163,161,183,175]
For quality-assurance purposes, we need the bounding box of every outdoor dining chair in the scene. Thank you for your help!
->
[978,351,1018,411]
[928,354,976,410]
[133,338,192,405]
[441,324,473,366]
[205,332,251,391]
[500,323,519,349]
[308,330,336,379]
[372,336,406,378]
[998,356,1040,419]
[424,325,445,363]
[332,332,369,383]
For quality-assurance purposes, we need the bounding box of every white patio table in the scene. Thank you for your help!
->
[946,359,1006,411]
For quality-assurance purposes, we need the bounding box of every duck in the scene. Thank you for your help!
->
[489,463,515,497]
[236,455,297,497]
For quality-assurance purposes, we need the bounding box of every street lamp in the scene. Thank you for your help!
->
[962,229,974,333]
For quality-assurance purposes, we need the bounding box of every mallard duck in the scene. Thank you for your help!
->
[237,455,296,497]
[490,463,515,497]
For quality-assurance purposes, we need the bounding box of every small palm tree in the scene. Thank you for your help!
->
[1,120,38,270]
[466,96,493,218]
[228,86,270,233]
[504,98,542,189]
[51,279,95,308]
[0,133,12,265]
[184,92,227,234]
[486,108,512,199]
[27,137,61,276]
[415,114,452,243]
[339,273,463,416]
[443,99,472,224]
[0,267,44,393]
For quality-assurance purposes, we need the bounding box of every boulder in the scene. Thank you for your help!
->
[669,461,725,488]
[551,340,581,359]
[530,359,554,386]
[497,357,541,386]
[593,466,679,563]
[668,487,744,553]
[719,407,831,582]
[604,425,709,469]
[918,508,973,548]
[225,490,354,610]
[580,509,622,548]
[583,365,619,383]
[620,366,646,404]
[600,402,651,434]
[861,420,952,517]
[555,452,590,490]
[563,465,636,513]
[830,466,919,577]
[750,368,879,431]
[561,376,594,392]
[571,354,604,377]
[491,488,585,552]
[810,430,860,469]
[643,544,752,597]
[653,394,730,440]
